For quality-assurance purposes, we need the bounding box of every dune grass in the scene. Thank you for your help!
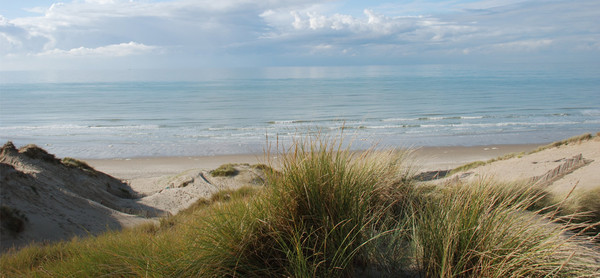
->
[448,152,527,175]
[1,135,599,277]
[529,133,594,154]
[575,187,600,226]
[185,135,415,277]
[449,132,597,175]
[61,157,95,172]
[210,163,238,177]
[546,186,600,237]
[449,160,487,175]
[412,180,596,277]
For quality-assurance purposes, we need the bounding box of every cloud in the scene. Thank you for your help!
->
[1,0,599,69]
[256,0,600,63]
[490,39,553,52]
[37,41,159,57]
[257,7,477,58]
[0,15,51,55]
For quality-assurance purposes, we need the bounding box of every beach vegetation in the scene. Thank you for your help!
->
[530,133,595,154]
[547,187,600,237]
[412,180,596,277]
[449,160,486,175]
[61,157,94,171]
[249,176,265,185]
[188,135,415,277]
[18,144,61,164]
[209,185,259,203]
[449,132,597,176]
[250,163,270,171]
[1,136,599,277]
[61,157,97,175]
[448,152,527,176]
[576,187,600,226]
[210,163,238,177]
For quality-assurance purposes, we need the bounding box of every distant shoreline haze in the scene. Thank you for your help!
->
[1,65,599,159]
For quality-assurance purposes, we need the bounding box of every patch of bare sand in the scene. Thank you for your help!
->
[441,136,600,195]
[86,154,264,180]
[135,164,267,215]
[411,144,540,172]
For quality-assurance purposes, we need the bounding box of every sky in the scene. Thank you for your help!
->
[1,0,599,70]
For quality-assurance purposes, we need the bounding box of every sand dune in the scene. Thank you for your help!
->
[0,143,264,252]
[439,135,600,196]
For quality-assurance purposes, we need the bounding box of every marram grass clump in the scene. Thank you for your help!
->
[61,157,97,175]
[210,163,238,177]
[548,186,600,237]
[530,133,594,154]
[412,180,598,277]
[188,135,416,277]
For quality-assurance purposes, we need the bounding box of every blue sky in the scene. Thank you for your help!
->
[1,0,599,70]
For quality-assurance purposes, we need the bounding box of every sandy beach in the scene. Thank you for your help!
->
[84,144,541,180]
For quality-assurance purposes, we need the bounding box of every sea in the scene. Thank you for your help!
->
[1,64,599,159]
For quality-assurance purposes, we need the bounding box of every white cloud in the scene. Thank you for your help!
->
[0,15,50,55]
[263,8,424,43]
[492,39,554,52]
[1,0,599,69]
[259,7,475,56]
[37,41,159,57]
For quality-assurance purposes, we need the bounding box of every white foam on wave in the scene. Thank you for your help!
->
[582,109,600,116]
[89,124,160,130]
[268,120,297,124]
[461,116,485,119]
[207,127,237,131]
[382,115,486,122]
[0,124,161,131]
[367,124,420,129]
[381,117,417,122]
[0,124,88,130]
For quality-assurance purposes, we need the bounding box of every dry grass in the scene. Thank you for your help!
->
[210,163,238,177]
[61,157,97,175]
[549,186,600,238]
[412,180,597,277]
[187,135,415,277]
[529,133,594,154]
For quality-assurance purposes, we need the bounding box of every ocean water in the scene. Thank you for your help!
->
[1,65,599,159]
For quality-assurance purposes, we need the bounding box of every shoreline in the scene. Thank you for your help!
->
[85,143,543,180]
